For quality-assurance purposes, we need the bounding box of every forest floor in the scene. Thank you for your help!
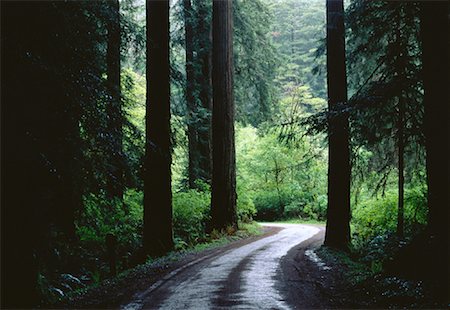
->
[62,223,444,309]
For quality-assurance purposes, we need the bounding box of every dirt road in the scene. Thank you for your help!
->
[122,223,326,310]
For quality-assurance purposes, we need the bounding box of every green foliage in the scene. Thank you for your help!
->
[236,180,257,223]
[351,186,428,248]
[234,0,279,125]
[77,190,142,250]
[236,126,327,221]
[284,191,327,220]
[267,0,326,99]
[253,191,284,220]
[172,189,211,249]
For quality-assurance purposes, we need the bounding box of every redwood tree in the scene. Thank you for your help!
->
[324,0,351,250]
[211,0,237,230]
[184,0,212,188]
[184,0,200,189]
[421,1,449,246]
[421,1,449,296]
[196,0,213,185]
[144,0,173,256]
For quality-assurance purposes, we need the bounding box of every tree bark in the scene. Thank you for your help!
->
[397,95,404,239]
[324,0,351,250]
[420,1,449,298]
[144,0,173,256]
[421,1,449,245]
[393,8,406,240]
[106,0,123,201]
[184,0,200,189]
[211,0,238,231]
[196,0,213,185]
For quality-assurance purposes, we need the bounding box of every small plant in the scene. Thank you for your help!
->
[226,225,236,236]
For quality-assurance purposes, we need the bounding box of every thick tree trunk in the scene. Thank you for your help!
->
[184,0,200,189]
[144,0,173,256]
[211,0,237,231]
[324,0,351,250]
[420,1,449,299]
[196,0,213,185]
[421,1,449,246]
[106,0,123,201]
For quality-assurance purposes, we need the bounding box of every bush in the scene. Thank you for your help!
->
[236,182,257,223]
[253,191,284,220]
[283,191,327,220]
[253,188,326,221]
[77,190,143,249]
[172,189,210,248]
[352,186,428,249]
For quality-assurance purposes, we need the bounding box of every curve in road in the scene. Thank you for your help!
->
[123,223,320,310]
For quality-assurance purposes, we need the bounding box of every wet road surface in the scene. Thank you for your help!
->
[123,223,320,310]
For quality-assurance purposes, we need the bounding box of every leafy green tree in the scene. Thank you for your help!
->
[237,126,327,221]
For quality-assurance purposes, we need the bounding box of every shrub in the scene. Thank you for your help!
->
[77,190,143,250]
[283,191,327,220]
[352,186,428,249]
[253,191,284,220]
[236,182,257,223]
[172,189,210,248]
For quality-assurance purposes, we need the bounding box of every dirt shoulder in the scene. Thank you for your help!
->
[60,226,282,309]
[277,225,350,309]
[278,225,447,309]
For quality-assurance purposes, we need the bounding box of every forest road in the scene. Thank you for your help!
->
[122,223,326,310]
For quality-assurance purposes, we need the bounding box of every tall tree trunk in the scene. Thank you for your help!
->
[421,0,449,246]
[324,0,351,250]
[196,0,213,184]
[144,0,173,256]
[2,3,58,306]
[211,0,237,231]
[394,8,405,240]
[184,0,200,189]
[106,0,123,201]
[397,95,404,239]
[420,1,449,299]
